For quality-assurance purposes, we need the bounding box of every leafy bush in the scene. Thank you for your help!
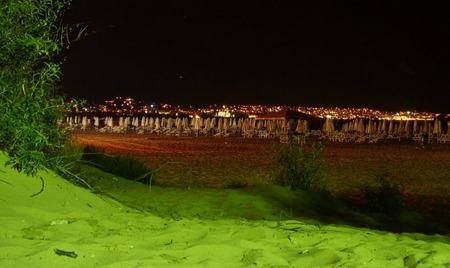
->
[0,0,83,176]
[270,140,325,191]
[359,162,404,214]
[82,145,155,185]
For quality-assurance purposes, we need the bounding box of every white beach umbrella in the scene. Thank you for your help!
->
[94,117,99,127]
[256,120,263,130]
[267,120,273,132]
[398,120,405,133]
[217,118,223,132]
[366,120,373,134]
[119,117,124,127]
[423,121,429,134]
[207,118,213,130]
[223,118,228,130]
[357,119,365,133]
[381,120,386,133]
[194,118,201,134]
[376,120,381,133]
[322,119,328,132]
[238,118,243,129]
[419,124,424,134]
[204,118,211,130]
[388,120,394,133]
[81,116,87,128]
[248,119,253,130]
[348,119,354,131]
[296,119,303,133]
[242,119,249,131]
[329,118,335,132]
[341,122,348,132]
[413,120,418,134]
[250,119,255,130]
[175,118,181,130]
[167,117,174,129]
[149,117,154,129]
[275,120,280,131]
[155,117,160,129]
[351,119,357,132]
[405,120,411,135]
[183,118,189,129]
[433,119,441,134]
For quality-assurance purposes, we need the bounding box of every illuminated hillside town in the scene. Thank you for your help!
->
[69,97,447,121]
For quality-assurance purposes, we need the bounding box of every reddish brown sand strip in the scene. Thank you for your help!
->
[72,131,450,218]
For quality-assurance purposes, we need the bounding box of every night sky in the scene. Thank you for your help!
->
[61,0,450,113]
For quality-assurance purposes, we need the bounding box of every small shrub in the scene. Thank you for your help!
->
[224,179,248,189]
[45,142,92,189]
[0,0,85,176]
[82,145,154,185]
[359,162,404,215]
[270,140,325,192]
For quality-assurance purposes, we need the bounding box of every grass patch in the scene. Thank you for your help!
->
[81,144,154,185]
[45,142,93,189]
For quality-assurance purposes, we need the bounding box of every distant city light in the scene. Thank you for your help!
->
[67,96,447,121]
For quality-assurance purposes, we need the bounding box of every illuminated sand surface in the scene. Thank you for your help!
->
[1,153,450,267]
[1,134,449,267]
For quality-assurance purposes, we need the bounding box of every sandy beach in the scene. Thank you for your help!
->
[73,132,450,217]
[1,133,450,267]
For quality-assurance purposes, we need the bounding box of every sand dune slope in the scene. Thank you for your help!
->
[1,154,449,267]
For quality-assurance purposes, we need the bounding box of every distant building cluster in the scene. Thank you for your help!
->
[68,96,446,121]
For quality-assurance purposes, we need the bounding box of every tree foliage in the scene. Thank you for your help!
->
[0,0,81,175]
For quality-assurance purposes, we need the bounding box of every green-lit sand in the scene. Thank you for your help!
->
[1,153,449,267]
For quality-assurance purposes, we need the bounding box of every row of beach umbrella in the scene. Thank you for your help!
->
[66,116,288,132]
[65,116,446,135]
[323,118,445,134]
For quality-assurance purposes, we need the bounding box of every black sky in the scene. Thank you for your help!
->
[61,0,450,113]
